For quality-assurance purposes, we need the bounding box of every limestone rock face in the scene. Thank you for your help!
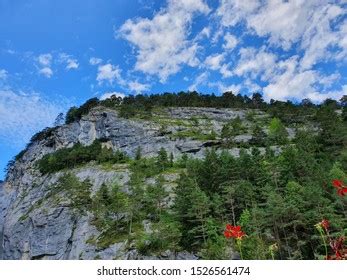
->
[0,106,268,260]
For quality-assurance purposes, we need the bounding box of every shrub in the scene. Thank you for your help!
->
[65,98,99,124]
[37,140,129,174]
[56,173,92,212]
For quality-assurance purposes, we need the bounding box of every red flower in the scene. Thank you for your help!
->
[330,237,345,260]
[332,179,343,188]
[224,224,246,240]
[320,219,329,231]
[332,180,343,188]
[332,179,347,197]
[337,188,347,197]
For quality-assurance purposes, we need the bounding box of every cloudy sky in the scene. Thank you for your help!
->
[0,0,346,179]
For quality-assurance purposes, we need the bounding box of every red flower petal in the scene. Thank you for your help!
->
[224,230,232,238]
[338,189,346,197]
[321,219,329,230]
[226,224,233,231]
[234,225,241,232]
[332,179,343,189]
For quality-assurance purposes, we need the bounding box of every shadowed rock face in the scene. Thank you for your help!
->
[0,106,266,260]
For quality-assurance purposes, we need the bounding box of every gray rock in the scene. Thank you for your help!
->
[233,134,253,143]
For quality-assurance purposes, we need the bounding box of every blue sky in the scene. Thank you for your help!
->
[0,0,346,180]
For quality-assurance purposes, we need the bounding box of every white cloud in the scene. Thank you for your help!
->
[128,81,150,93]
[38,53,52,66]
[217,0,346,68]
[306,85,347,103]
[89,57,103,65]
[223,32,238,50]
[262,56,319,102]
[300,4,344,70]
[220,64,233,78]
[234,47,277,81]
[319,73,341,89]
[96,63,124,85]
[244,78,262,93]
[247,0,317,50]
[204,53,224,70]
[188,71,209,91]
[119,0,210,82]
[195,27,211,40]
[66,59,79,70]
[37,53,53,78]
[217,0,260,28]
[213,1,346,102]
[336,19,347,60]
[255,53,346,103]
[211,27,224,44]
[0,69,7,80]
[100,92,125,100]
[0,90,67,147]
[59,53,79,70]
[39,67,53,78]
[95,63,150,93]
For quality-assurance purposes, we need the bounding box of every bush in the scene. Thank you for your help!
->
[65,98,99,124]
[56,173,92,212]
[30,127,56,143]
[37,140,129,174]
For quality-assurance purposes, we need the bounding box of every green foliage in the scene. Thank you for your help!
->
[37,140,129,174]
[156,147,169,171]
[171,137,347,259]
[342,106,347,122]
[200,218,228,259]
[91,183,130,248]
[99,95,122,108]
[249,123,266,146]
[135,146,142,161]
[173,129,217,141]
[65,98,99,124]
[30,127,57,143]
[174,174,211,249]
[118,97,153,119]
[221,116,246,141]
[56,173,92,212]
[130,156,165,180]
[145,175,168,220]
[268,117,288,145]
[315,105,347,158]
[136,214,182,255]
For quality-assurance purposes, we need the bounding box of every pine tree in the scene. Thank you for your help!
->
[186,185,210,246]
[145,175,168,220]
[156,148,169,171]
[135,146,142,161]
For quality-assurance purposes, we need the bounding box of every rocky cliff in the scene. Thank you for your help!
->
[0,106,277,260]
